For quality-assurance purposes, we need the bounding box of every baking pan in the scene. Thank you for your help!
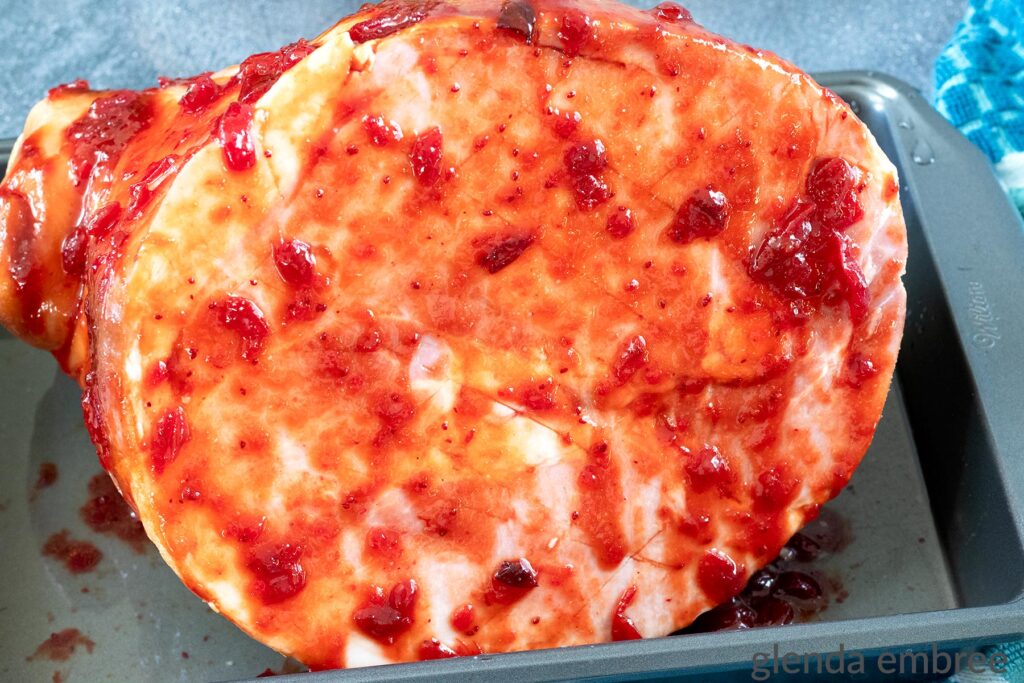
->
[2,71,1022,682]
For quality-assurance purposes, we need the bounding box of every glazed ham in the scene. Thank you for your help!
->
[0,0,906,669]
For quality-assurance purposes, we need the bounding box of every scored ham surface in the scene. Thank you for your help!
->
[0,0,906,669]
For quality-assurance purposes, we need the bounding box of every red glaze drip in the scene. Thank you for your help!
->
[668,188,729,244]
[80,473,148,553]
[349,1,433,43]
[2,188,46,336]
[753,466,798,512]
[563,139,611,210]
[126,155,179,220]
[558,10,595,57]
[213,295,270,361]
[365,527,402,559]
[844,352,879,388]
[42,530,102,574]
[806,157,864,232]
[451,604,476,634]
[576,442,629,566]
[353,579,418,644]
[474,231,536,273]
[178,73,221,112]
[553,110,582,139]
[748,157,869,323]
[362,114,404,146]
[606,206,636,239]
[651,2,694,23]
[419,638,459,660]
[33,462,58,497]
[150,406,190,474]
[487,557,539,605]
[27,629,95,662]
[66,91,153,187]
[61,202,123,276]
[233,40,316,104]
[248,543,307,604]
[81,372,111,469]
[698,549,746,603]
[683,509,849,633]
[409,127,444,186]
[611,585,642,641]
[217,102,257,171]
[373,392,416,445]
[273,238,316,287]
[47,79,90,98]
[224,517,267,544]
[612,335,649,384]
[685,444,733,494]
[519,378,556,411]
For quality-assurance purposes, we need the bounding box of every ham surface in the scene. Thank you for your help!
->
[0,0,906,669]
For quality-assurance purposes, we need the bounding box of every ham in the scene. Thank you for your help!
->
[0,0,906,669]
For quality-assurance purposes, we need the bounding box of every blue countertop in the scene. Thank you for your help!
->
[0,0,965,139]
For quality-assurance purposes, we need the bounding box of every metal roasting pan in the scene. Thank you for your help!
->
[1,71,1022,682]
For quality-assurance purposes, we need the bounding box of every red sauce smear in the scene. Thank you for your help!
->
[66,91,153,187]
[212,295,270,361]
[178,73,221,112]
[273,238,316,287]
[668,187,729,244]
[748,157,868,324]
[126,155,179,220]
[353,579,418,644]
[418,638,482,661]
[558,10,596,57]
[419,638,459,660]
[349,1,434,43]
[31,462,58,500]
[81,372,111,469]
[611,585,642,641]
[232,40,317,104]
[409,127,444,186]
[47,79,90,98]
[606,206,636,239]
[685,444,733,495]
[575,442,628,567]
[79,473,148,553]
[150,406,190,474]
[217,102,257,171]
[697,549,746,603]
[451,603,476,635]
[1,188,47,336]
[61,202,122,277]
[651,2,695,24]
[682,508,850,632]
[248,542,307,604]
[27,629,95,662]
[486,557,538,605]
[474,231,536,273]
[42,531,102,574]
[612,335,649,384]
[563,139,610,210]
[362,114,404,146]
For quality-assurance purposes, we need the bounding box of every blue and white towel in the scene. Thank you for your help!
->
[935,0,1024,216]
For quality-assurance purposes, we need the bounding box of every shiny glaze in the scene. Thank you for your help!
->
[0,0,906,670]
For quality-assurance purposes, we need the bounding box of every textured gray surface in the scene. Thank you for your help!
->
[0,0,966,138]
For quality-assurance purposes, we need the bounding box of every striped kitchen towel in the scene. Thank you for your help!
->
[935,0,1024,216]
